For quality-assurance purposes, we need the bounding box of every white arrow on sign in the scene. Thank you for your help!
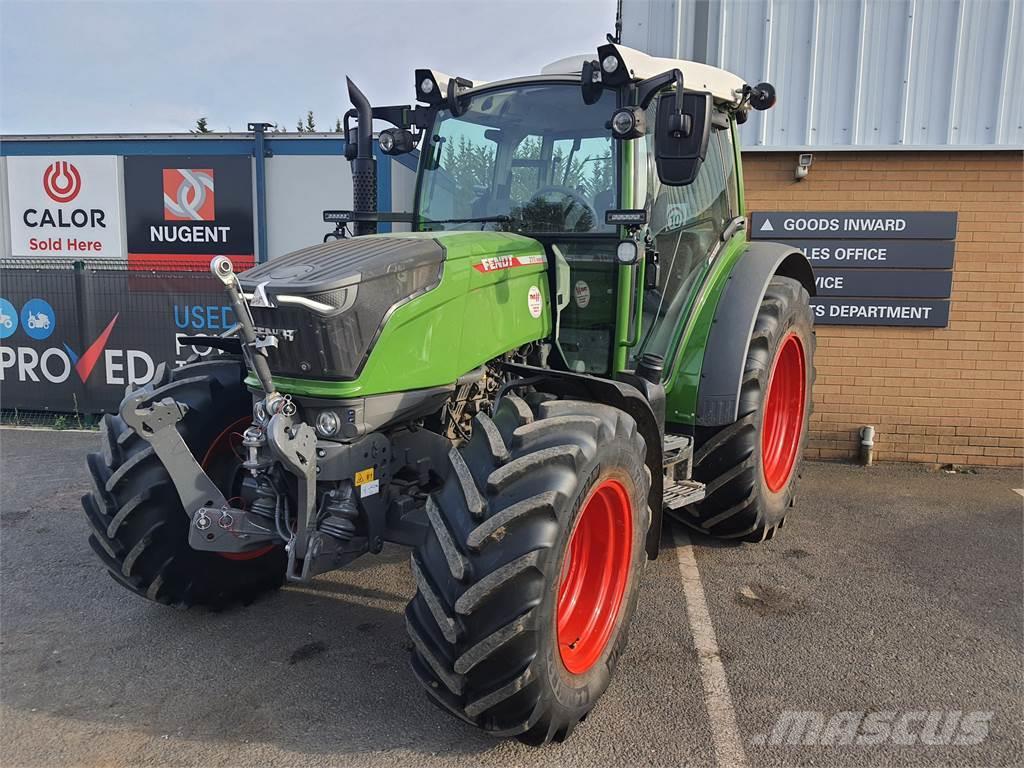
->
[760,218,774,232]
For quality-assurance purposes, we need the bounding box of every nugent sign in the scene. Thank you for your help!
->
[124,155,254,269]
[6,156,124,258]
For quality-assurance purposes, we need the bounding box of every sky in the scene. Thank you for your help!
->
[0,0,618,135]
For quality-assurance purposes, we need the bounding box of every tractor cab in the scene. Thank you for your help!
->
[414,79,620,375]
[357,43,776,382]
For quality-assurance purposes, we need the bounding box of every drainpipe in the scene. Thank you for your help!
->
[248,122,272,263]
[859,425,875,466]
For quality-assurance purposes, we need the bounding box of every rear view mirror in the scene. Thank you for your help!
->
[655,91,712,186]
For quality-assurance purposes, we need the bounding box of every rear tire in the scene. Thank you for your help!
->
[82,358,285,608]
[677,276,815,542]
[405,395,650,744]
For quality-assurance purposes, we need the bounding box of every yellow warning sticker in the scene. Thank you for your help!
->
[354,468,375,486]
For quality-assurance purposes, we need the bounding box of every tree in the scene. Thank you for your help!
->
[296,110,316,133]
[192,117,211,134]
[335,118,343,133]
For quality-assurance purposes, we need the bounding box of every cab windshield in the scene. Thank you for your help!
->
[416,82,618,234]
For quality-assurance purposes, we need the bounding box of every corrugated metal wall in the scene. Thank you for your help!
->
[621,0,1023,150]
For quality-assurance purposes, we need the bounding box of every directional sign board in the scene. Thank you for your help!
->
[750,211,958,240]
[811,299,949,327]
[812,269,952,298]
[776,240,955,269]
[751,211,957,327]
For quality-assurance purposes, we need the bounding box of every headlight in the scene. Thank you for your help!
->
[420,78,434,94]
[379,130,395,153]
[602,55,620,73]
[316,411,341,438]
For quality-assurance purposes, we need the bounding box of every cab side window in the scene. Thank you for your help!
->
[640,102,733,360]
[718,127,740,215]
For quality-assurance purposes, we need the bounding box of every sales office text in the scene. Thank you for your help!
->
[797,246,890,261]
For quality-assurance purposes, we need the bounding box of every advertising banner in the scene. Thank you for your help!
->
[5,156,124,259]
[124,155,254,270]
[0,263,234,413]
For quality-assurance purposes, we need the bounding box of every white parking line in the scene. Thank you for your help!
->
[674,529,748,768]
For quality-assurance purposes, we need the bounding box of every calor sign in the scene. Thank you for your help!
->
[6,155,124,259]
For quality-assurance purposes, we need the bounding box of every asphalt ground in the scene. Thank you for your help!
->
[1,426,1021,767]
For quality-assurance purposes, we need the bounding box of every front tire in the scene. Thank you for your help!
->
[676,276,815,541]
[405,395,650,744]
[82,359,285,608]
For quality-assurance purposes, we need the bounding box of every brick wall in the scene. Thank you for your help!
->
[743,151,1023,467]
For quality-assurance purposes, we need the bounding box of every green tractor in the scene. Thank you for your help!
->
[83,42,814,744]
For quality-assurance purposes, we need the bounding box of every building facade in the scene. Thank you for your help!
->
[624,0,1023,466]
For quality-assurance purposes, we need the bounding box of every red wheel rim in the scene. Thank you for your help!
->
[556,479,633,675]
[201,416,276,562]
[761,333,807,493]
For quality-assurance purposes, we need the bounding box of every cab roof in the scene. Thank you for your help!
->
[542,44,747,106]
[425,44,750,109]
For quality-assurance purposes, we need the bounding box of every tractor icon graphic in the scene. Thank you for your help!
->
[0,312,12,330]
[27,312,51,330]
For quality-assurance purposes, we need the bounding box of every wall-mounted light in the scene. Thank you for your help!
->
[795,152,814,181]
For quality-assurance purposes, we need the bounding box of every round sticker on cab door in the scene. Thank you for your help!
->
[574,280,591,309]
[527,286,543,318]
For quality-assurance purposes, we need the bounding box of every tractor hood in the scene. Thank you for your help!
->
[238,235,445,381]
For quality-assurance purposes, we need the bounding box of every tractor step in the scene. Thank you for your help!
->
[663,433,695,480]
[662,434,704,510]
[663,479,707,510]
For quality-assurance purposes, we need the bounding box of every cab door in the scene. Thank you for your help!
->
[638,114,737,364]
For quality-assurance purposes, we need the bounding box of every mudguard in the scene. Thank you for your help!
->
[500,362,667,559]
[696,241,814,427]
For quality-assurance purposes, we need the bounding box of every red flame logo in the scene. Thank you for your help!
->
[43,161,82,204]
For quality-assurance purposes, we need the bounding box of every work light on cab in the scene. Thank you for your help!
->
[378,127,417,155]
[616,240,639,265]
[610,106,646,139]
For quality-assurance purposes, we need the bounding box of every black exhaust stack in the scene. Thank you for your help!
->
[346,77,377,236]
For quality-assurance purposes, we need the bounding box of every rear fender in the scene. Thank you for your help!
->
[696,241,814,427]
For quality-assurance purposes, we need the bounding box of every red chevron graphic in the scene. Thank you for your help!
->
[74,314,119,382]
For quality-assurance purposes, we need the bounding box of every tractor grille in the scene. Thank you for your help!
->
[240,236,445,381]
[249,261,440,381]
